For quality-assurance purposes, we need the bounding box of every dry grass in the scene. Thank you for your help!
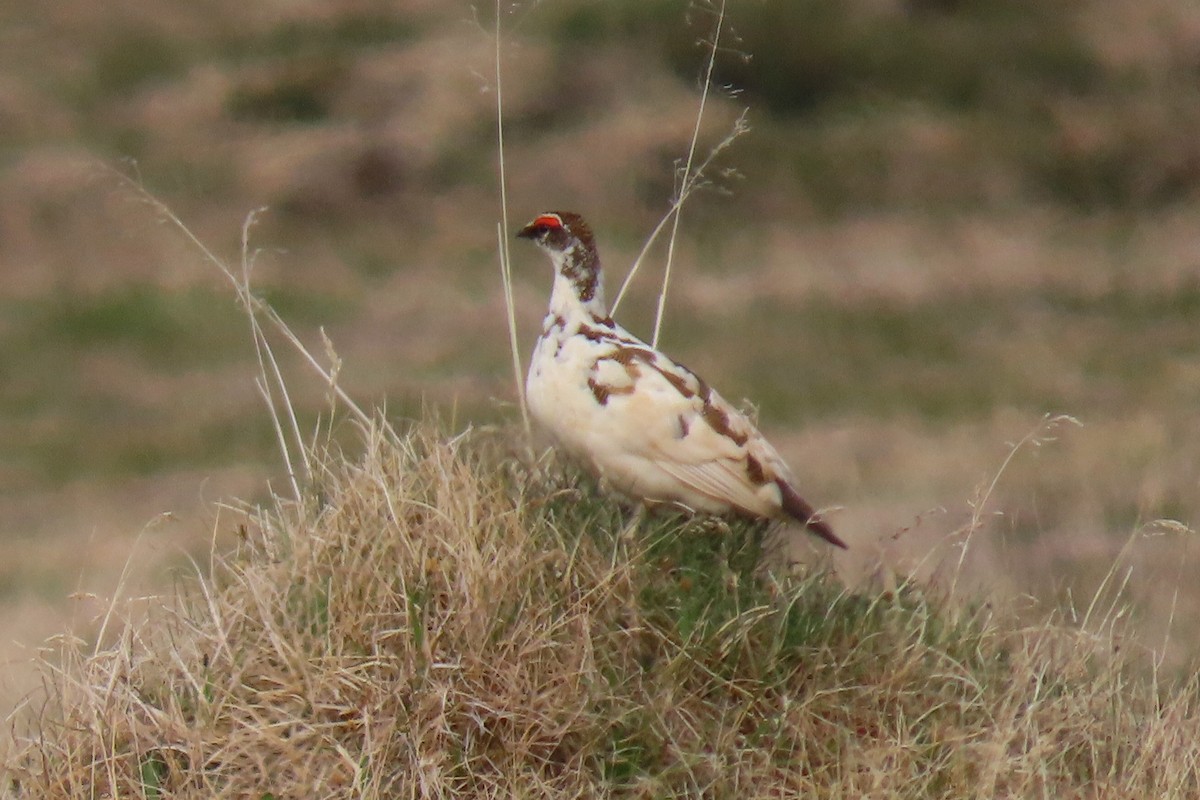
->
[4,418,1199,797]
[3,1,1200,792]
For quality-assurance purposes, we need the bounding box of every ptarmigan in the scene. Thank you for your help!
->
[517,211,846,549]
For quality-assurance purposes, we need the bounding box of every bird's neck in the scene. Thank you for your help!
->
[547,242,608,321]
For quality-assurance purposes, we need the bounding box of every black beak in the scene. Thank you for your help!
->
[516,223,538,239]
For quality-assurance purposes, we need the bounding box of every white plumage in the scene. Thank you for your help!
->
[517,211,845,549]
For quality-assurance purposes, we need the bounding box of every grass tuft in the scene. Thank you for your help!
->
[5,419,1199,796]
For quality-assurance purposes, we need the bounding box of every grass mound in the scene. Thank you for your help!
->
[5,421,1199,797]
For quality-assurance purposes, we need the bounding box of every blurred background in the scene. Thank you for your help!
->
[1,0,1199,723]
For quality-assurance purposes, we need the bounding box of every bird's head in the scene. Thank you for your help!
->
[516,211,594,256]
[517,210,606,311]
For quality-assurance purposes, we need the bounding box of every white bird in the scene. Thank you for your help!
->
[517,211,846,549]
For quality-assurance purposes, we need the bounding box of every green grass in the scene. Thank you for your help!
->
[219,12,421,63]
[0,284,355,484]
[26,285,252,367]
[226,59,350,125]
[93,29,191,97]
[710,0,1100,116]
[523,0,1191,212]
[658,283,1200,424]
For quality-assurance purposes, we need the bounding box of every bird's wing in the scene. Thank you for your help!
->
[649,394,789,518]
[572,319,844,546]
[585,332,789,518]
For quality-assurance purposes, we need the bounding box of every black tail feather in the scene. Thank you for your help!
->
[776,479,847,550]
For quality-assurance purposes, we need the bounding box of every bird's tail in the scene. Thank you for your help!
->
[776,479,848,549]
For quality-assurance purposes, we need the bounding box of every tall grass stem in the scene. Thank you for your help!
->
[651,0,727,348]
[493,0,531,441]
